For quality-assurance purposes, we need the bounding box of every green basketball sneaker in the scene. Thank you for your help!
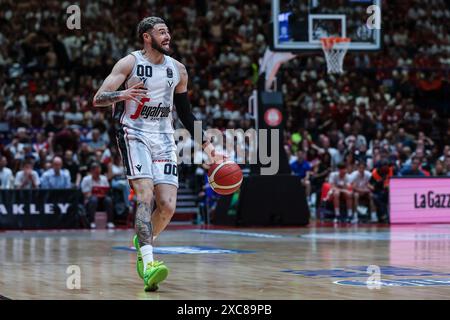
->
[144,261,169,292]
[133,235,144,279]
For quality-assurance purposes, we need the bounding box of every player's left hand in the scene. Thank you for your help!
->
[203,140,229,164]
[209,149,229,164]
[204,148,229,165]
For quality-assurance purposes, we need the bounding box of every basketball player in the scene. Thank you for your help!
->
[93,17,225,291]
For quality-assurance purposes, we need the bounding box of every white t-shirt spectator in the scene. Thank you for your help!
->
[65,111,84,123]
[206,104,221,117]
[81,174,110,194]
[355,96,370,108]
[203,88,221,100]
[0,167,14,189]
[328,172,352,188]
[15,170,40,189]
[328,148,344,168]
[349,170,372,190]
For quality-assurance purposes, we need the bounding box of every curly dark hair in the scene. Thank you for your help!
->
[137,16,166,42]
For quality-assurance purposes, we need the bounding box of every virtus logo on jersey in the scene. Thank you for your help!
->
[130,98,170,120]
[167,67,173,78]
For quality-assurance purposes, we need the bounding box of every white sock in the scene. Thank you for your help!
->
[141,245,154,272]
[348,209,353,217]
[334,208,340,216]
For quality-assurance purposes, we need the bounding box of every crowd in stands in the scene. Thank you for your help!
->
[0,0,448,225]
[275,0,450,223]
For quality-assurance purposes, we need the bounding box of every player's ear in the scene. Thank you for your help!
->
[143,32,151,43]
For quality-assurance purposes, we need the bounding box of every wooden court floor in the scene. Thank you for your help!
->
[1,224,450,300]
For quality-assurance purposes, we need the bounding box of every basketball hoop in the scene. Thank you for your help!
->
[320,37,351,74]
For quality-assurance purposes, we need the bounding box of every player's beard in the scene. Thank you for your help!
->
[151,35,172,55]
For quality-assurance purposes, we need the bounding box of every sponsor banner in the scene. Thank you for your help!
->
[0,189,83,229]
[390,178,450,224]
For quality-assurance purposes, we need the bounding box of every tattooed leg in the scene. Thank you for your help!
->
[135,200,154,247]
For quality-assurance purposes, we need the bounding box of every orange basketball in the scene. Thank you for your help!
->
[208,161,243,195]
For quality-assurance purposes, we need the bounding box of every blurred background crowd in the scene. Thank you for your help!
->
[0,0,448,224]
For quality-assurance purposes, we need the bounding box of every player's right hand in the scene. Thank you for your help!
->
[120,81,148,104]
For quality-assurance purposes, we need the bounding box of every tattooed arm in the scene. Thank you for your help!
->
[93,54,148,107]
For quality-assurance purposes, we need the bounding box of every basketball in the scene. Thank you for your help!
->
[208,161,243,195]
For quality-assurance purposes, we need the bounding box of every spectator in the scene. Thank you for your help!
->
[78,143,94,177]
[0,156,14,189]
[349,162,377,223]
[40,156,72,189]
[327,163,353,223]
[107,153,131,210]
[284,145,297,163]
[432,160,447,176]
[310,151,332,212]
[329,140,346,169]
[63,150,81,187]
[441,148,450,176]
[14,160,40,189]
[438,145,450,162]
[198,164,220,221]
[80,162,114,229]
[369,160,395,223]
[354,143,369,167]
[446,154,450,177]
[290,149,312,201]
[88,129,107,152]
[400,156,426,176]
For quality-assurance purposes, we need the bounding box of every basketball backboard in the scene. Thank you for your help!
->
[272,0,382,51]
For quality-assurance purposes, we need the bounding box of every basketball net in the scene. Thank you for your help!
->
[320,37,351,74]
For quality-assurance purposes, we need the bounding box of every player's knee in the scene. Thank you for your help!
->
[158,199,176,217]
[131,180,154,202]
[134,188,154,203]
